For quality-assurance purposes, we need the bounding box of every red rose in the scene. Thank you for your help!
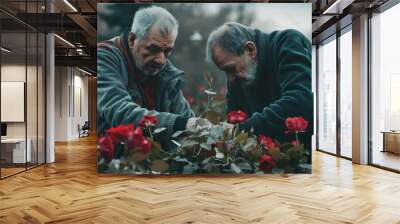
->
[259,154,275,172]
[258,135,277,149]
[227,110,248,124]
[139,115,158,127]
[98,136,114,161]
[126,127,152,154]
[140,138,152,154]
[132,127,145,146]
[285,117,308,133]
[107,124,135,142]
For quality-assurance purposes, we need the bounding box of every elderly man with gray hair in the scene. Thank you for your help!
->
[98,6,210,149]
[207,22,313,161]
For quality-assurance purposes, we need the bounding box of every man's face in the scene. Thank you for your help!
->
[213,45,258,84]
[129,26,176,76]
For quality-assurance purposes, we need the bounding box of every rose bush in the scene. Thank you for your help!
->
[98,112,310,174]
[97,73,310,174]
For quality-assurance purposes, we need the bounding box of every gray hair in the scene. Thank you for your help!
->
[206,22,256,63]
[131,6,178,41]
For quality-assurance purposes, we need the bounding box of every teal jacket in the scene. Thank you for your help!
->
[227,29,313,152]
[97,33,195,141]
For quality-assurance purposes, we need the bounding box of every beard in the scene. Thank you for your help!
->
[240,54,258,85]
[132,55,163,77]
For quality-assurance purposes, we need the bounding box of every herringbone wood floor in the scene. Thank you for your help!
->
[1,135,400,224]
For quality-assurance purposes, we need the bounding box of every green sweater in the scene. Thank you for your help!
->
[97,33,195,142]
[227,29,313,150]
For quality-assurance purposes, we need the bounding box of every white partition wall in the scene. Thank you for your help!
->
[54,67,89,141]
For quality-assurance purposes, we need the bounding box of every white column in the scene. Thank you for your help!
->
[46,1,55,163]
[352,14,369,164]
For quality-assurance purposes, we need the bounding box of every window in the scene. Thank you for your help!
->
[339,28,352,158]
[317,36,337,154]
[0,1,47,179]
[371,3,400,171]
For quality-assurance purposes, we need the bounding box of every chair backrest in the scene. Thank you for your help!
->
[82,121,90,129]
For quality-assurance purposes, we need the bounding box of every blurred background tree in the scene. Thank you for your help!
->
[97,3,255,116]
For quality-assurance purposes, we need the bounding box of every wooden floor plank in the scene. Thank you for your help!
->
[0,135,399,223]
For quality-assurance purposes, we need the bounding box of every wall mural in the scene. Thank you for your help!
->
[96,3,313,174]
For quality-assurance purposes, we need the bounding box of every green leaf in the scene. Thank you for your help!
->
[150,160,169,172]
[200,143,212,151]
[242,137,257,152]
[279,143,293,153]
[153,127,167,134]
[198,130,210,138]
[207,125,224,144]
[276,154,289,168]
[271,167,285,174]
[98,158,105,165]
[287,146,304,161]
[183,164,198,174]
[207,165,221,174]
[171,140,181,147]
[107,159,120,173]
[215,152,224,159]
[237,162,253,172]
[223,128,231,140]
[132,152,147,162]
[206,110,220,125]
[235,132,248,145]
[172,130,185,138]
[268,148,281,161]
[298,163,312,172]
[201,157,211,166]
[181,139,199,149]
[151,140,161,151]
[172,156,190,164]
[97,158,107,173]
[230,163,242,174]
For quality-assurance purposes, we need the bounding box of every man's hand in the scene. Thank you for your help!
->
[186,118,212,130]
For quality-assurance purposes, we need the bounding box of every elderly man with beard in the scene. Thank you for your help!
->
[206,22,313,161]
[98,6,210,148]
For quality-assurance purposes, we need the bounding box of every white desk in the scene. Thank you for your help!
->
[1,138,31,163]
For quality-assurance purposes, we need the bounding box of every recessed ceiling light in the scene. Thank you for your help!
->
[63,0,78,12]
[54,34,75,48]
[1,47,11,53]
[78,67,92,76]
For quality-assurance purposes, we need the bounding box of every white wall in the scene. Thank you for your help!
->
[1,63,46,164]
[54,67,89,141]
[55,66,69,141]
[312,45,316,150]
